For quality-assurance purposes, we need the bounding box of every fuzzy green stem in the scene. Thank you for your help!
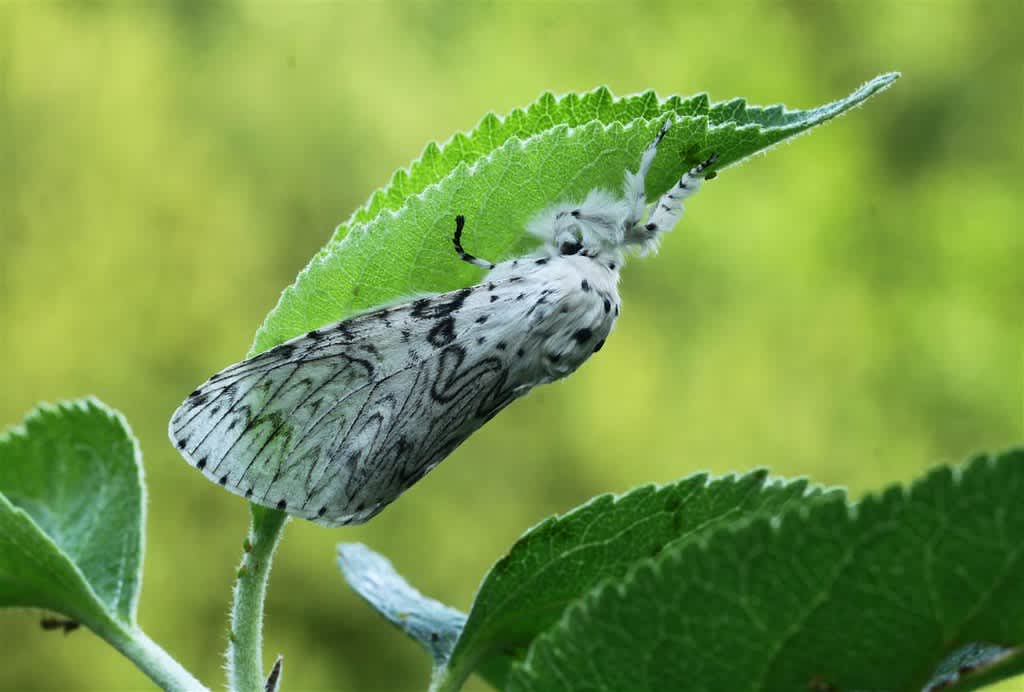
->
[99,619,208,692]
[228,505,288,692]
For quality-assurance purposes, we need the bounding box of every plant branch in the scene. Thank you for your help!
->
[228,505,288,692]
[99,619,208,692]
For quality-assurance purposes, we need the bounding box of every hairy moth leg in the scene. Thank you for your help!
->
[627,152,719,247]
[622,119,672,229]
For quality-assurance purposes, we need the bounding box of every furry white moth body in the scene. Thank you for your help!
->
[169,120,717,526]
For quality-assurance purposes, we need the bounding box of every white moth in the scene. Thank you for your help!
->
[169,121,717,526]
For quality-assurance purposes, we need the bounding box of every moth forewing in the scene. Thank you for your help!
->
[171,259,618,526]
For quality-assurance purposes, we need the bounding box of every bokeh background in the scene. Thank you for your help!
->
[1,1,1021,690]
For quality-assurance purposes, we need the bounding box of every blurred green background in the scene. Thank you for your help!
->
[1,1,1021,691]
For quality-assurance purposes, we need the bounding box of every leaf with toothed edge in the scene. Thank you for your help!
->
[338,451,1024,692]
[251,73,899,357]
[504,450,1024,692]
[0,399,145,632]
[338,470,841,690]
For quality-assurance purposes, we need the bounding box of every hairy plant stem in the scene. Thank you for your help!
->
[228,505,288,692]
[99,619,208,692]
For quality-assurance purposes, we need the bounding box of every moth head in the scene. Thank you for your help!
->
[528,189,627,258]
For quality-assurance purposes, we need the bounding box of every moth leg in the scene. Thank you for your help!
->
[452,215,495,269]
[626,152,718,246]
[621,119,671,230]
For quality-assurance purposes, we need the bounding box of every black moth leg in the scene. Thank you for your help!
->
[627,152,719,245]
[452,215,495,269]
[622,119,672,230]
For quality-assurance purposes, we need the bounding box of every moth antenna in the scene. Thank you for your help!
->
[452,215,495,269]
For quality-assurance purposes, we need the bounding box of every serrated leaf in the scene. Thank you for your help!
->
[337,471,836,691]
[251,73,898,355]
[340,87,711,243]
[0,399,144,628]
[507,450,1024,692]
[337,543,466,665]
[442,471,835,690]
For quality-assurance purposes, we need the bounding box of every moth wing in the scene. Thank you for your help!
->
[169,285,529,526]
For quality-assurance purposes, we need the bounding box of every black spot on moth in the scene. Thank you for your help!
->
[593,338,606,353]
[412,287,473,319]
[490,295,499,303]
[573,328,592,343]
[581,279,590,292]
[245,488,254,498]
[276,499,287,510]
[318,507,327,518]
[475,315,488,324]
[428,317,456,346]
[335,322,355,340]
[535,258,548,265]
[273,344,296,359]
[219,475,228,485]
[306,328,324,340]
[604,298,611,313]
[197,457,208,470]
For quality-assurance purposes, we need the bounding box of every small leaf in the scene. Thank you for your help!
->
[924,642,1023,692]
[0,399,144,628]
[251,74,898,355]
[338,543,466,666]
[507,450,1024,692]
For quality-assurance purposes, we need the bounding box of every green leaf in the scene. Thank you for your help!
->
[337,543,466,665]
[507,450,1024,692]
[448,471,835,690]
[0,399,144,628]
[0,400,207,691]
[338,471,836,690]
[251,73,898,355]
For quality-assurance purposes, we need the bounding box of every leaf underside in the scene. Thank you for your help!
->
[0,399,144,630]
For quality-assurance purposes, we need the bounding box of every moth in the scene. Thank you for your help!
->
[169,121,717,526]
